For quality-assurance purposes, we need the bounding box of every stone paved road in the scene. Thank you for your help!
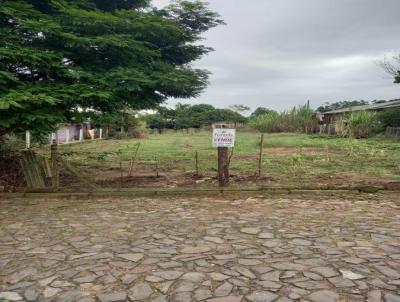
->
[0,193,399,302]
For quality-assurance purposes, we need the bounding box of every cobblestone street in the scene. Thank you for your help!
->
[0,193,399,302]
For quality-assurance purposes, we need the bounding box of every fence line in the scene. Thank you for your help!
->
[386,127,400,137]
[25,128,105,148]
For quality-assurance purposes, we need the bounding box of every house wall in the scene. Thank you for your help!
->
[49,123,91,144]
[322,113,344,125]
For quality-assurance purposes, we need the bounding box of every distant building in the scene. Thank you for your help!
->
[319,100,400,135]
[212,121,237,129]
[49,122,93,144]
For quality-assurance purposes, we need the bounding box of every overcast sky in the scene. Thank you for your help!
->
[152,0,399,112]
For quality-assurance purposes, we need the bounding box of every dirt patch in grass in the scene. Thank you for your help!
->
[93,172,277,189]
[95,172,208,188]
[382,181,400,190]
[97,175,176,187]
[232,175,274,182]
[266,147,342,155]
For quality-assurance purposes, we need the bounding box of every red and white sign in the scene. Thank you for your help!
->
[212,129,236,148]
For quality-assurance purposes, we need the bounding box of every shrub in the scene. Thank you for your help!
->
[249,103,319,133]
[334,120,349,137]
[345,111,382,138]
[0,134,25,155]
[377,108,400,127]
[249,111,280,133]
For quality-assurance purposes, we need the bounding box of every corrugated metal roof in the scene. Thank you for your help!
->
[323,99,400,115]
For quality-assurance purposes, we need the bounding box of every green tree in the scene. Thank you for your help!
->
[250,107,276,118]
[316,100,369,113]
[175,104,215,129]
[0,0,224,136]
[144,114,168,132]
[229,104,250,115]
[208,109,247,124]
[144,103,247,130]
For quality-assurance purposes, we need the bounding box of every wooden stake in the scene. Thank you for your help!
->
[218,147,229,186]
[119,160,123,189]
[258,133,264,177]
[195,151,199,176]
[25,131,31,149]
[128,143,141,177]
[51,143,59,190]
[155,156,159,177]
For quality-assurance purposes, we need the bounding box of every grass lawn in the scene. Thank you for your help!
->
[50,131,400,188]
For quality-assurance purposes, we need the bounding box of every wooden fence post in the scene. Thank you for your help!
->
[218,147,229,186]
[51,143,59,190]
[25,131,31,149]
[195,151,199,176]
[258,133,264,177]
[155,156,159,178]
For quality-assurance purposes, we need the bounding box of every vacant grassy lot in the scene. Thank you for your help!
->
[50,131,400,189]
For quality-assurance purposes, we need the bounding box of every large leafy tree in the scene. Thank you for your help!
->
[0,0,224,136]
[250,107,276,118]
[145,103,247,130]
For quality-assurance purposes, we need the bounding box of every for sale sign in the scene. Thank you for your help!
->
[212,128,236,148]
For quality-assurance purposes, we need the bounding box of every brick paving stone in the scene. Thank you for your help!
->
[246,291,279,302]
[194,288,213,301]
[310,266,339,278]
[207,296,243,302]
[308,290,340,302]
[214,281,233,297]
[97,292,127,302]
[240,227,261,235]
[116,253,143,262]
[43,286,62,298]
[0,291,23,301]
[56,290,83,302]
[209,272,230,281]
[385,293,400,302]
[23,288,38,301]
[367,290,382,302]
[151,295,168,302]
[129,282,153,300]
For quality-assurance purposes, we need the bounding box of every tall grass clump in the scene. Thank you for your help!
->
[250,103,319,133]
[346,111,382,138]
[249,111,281,133]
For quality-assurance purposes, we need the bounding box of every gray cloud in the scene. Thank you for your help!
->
[152,0,400,111]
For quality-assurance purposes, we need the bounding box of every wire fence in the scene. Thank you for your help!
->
[26,138,270,191]
[1,130,399,192]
